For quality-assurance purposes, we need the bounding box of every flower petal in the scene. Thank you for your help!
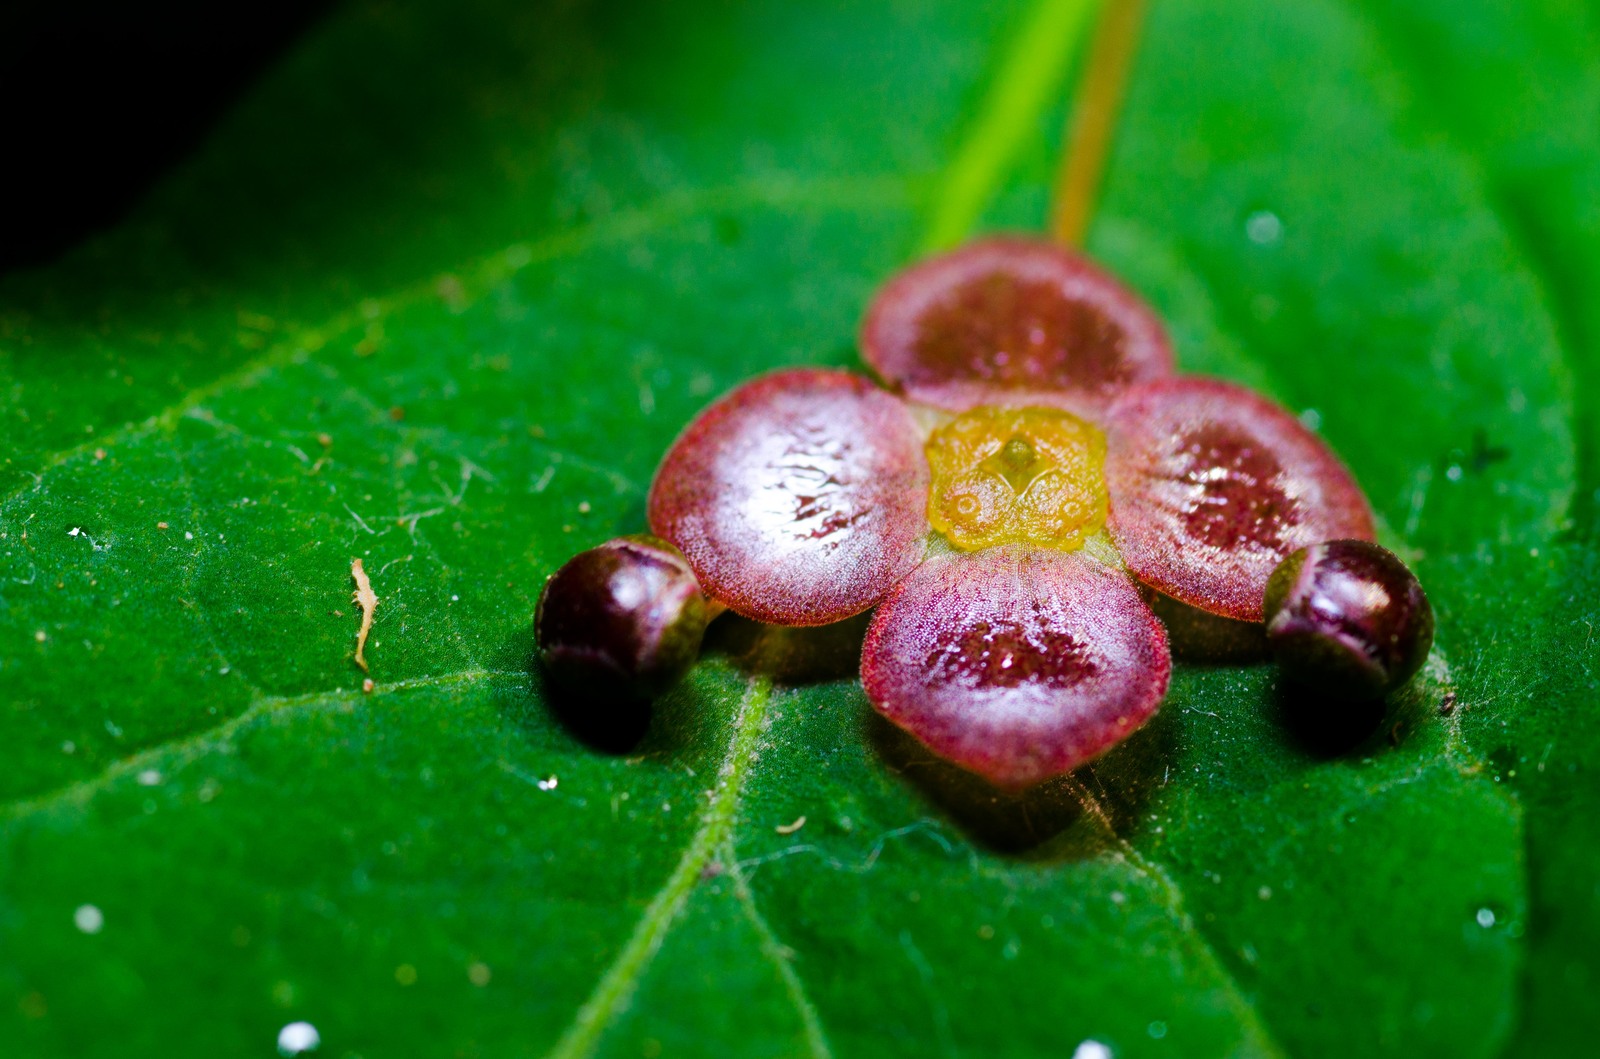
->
[861,546,1170,788]
[1105,377,1376,623]
[860,237,1173,414]
[648,368,929,626]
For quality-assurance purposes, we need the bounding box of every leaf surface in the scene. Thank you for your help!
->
[1,1,1594,1057]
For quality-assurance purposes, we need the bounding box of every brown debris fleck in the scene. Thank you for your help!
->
[351,557,379,673]
[362,678,375,694]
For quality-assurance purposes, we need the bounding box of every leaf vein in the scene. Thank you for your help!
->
[1,174,909,513]
[1060,772,1292,1059]
[543,678,773,1059]
[727,853,835,1059]
[0,668,523,825]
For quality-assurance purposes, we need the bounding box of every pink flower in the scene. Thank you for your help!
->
[648,237,1374,787]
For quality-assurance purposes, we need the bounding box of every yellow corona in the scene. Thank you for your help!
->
[924,406,1108,552]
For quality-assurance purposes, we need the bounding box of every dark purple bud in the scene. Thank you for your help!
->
[1264,540,1434,700]
[536,535,710,701]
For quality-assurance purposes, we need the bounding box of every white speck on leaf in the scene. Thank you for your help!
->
[74,904,104,934]
[277,1021,320,1056]
[1245,209,1283,244]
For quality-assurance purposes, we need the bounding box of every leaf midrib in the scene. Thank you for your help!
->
[544,679,781,1059]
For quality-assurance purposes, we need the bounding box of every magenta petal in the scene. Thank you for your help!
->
[861,547,1170,788]
[860,237,1173,415]
[1105,377,1376,623]
[648,368,930,626]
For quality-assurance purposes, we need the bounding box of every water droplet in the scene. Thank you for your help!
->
[74,904,104,934]
[1147,1020,1168,1040]
[537,776,559,791]
[1476,907,1496,928]
[277,1020,320,1056]
[1072,1041,1113,1059]
[1245,210,1283,245]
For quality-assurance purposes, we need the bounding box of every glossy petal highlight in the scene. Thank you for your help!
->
[860,236,1173,414]
[648,368,930,626]
[1105,377,1376,623]
[861,547,1170,788]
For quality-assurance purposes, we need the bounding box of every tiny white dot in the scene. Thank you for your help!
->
[1476,907,1497,928]
[1073,1041,1113,1059]
[277,1021,321,1056]
[1245,210,1283,245]
[136,769,162,787]
[74,904,104,934]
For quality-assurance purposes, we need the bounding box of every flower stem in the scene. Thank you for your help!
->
[1051,0,1148,247]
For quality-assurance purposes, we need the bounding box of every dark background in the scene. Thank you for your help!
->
[1,1,331,273]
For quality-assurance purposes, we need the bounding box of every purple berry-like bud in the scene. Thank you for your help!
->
[536,535,710,701]
[1264,540,1434,700]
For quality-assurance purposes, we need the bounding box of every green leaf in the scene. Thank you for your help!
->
[1,1,1594,1057]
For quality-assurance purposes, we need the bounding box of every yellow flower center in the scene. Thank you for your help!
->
[925,406,1108,552]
